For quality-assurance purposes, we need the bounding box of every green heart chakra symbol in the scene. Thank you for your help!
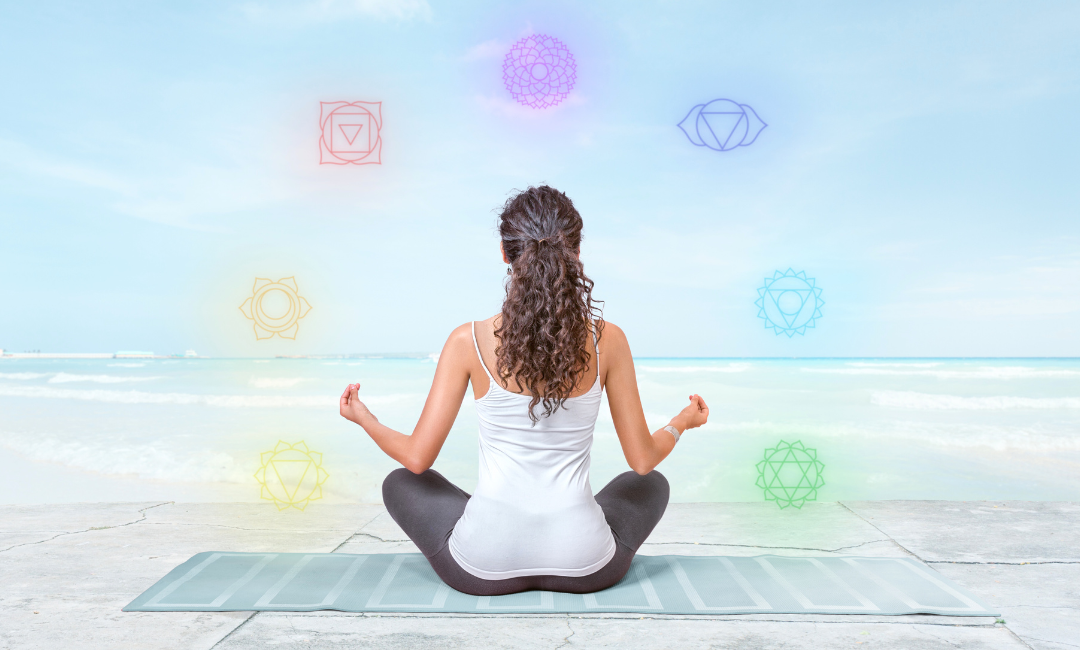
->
[755,440,825,509]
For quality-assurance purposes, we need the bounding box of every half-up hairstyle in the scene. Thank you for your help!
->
[495,185,604,423]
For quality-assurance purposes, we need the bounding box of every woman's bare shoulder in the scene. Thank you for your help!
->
[599,321,631,354]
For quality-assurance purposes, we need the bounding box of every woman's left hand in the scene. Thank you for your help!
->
[340,383,376,427]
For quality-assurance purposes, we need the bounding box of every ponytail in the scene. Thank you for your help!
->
[495,186,604,423]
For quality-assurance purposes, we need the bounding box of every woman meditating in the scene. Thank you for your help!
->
[339,185,709,596]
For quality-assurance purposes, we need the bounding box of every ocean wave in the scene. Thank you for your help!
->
[802,366,1080,379]
[48,373,161,384]
[846,362,942,368]
[0,384,417,408]
[0,372,50,380]
[638,364,750,373]
[709,419,1080,452]
[0,433,244,483]
[248,377,313,389]
[871,390,1080,410]
[107,363,146,368]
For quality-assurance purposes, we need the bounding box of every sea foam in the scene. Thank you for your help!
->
[871,390,1080,410]
[48,372,162,384]
[0,384,416,408]
[637,364,750,373]
[802,366,1080,379]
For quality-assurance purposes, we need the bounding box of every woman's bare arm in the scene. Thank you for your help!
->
[339,324,475,474]
[603,323,709,475]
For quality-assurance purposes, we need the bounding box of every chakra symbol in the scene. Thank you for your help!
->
[678,98,766,151]
[503,34,577,109]
[755,440,825,510]
[755,268,824,337]
[320,101,382,165]
[254,440,330,511]
[239,277,313,340]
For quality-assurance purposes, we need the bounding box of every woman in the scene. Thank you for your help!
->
[339,185,709,596]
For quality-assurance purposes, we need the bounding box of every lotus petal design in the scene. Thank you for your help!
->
[503,34,577,109]
[755,440,825,509]
[755,269,824,337]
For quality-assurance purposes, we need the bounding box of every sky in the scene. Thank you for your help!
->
[0,0,1078,357]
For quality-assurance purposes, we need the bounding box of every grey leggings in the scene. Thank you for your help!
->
[382,468,669,596]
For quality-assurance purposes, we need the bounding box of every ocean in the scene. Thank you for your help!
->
[1,357,1078,504]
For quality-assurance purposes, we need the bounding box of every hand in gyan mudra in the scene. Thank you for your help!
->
[340,383,376,426]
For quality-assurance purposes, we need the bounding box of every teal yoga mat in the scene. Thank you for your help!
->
[123,553,998,616]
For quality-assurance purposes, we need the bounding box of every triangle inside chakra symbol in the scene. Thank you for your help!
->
[700,111,744,148]
[338,124,364,145]
[271,460,312,501]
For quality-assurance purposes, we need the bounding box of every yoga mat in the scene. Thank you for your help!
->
[123,553,998,616]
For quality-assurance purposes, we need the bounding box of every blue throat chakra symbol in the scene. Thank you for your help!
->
[678,99,766,151]
[755,269,824,337]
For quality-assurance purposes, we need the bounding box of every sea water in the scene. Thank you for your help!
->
[1,358,1078,504]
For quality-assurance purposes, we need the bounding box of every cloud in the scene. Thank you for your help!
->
[0,138,135,195]
[462,39,505,62]
[240,0,432,23]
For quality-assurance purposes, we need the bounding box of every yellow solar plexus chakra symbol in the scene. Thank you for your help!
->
[239,277,313,340]
[254,440,330,511]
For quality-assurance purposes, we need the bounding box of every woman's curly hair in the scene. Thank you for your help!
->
[495,185,604,423]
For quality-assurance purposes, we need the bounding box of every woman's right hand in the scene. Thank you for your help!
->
[672,394,709,432]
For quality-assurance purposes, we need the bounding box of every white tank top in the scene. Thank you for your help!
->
[447,322,617,580]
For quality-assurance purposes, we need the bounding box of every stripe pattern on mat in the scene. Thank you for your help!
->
[123,553,998,616]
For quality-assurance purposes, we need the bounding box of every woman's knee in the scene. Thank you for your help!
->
[381,467,418,510]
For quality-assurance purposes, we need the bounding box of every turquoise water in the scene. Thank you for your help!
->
[1,358,1078,504]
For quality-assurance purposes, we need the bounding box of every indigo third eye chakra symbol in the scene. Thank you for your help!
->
[755,268,824,337]
[755,440,825,510]
[678,98,766,152]
[320,101,382,165]
[503,34,577,109]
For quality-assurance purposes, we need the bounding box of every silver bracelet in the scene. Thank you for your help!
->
[663,425,682,443]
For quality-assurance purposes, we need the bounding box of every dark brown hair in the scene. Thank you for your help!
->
[494,185,604,423]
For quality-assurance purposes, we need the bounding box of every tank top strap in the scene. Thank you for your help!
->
[591,320,599,380]
[471,321,495,381]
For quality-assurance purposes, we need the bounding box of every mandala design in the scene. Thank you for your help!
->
[320,101,382,165]
[755,269,824,337]
[755,440,825,509]
[239,277,313,340]
[254,440,330,511]
[502,35,577,109]
[678,99,766,151]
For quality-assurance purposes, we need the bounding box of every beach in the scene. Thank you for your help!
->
[1,357,1078,505]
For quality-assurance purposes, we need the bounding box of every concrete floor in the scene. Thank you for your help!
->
[1,501,1077,649]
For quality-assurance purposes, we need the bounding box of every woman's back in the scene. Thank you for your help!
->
[340,184,707,596]
[447,320,617,580]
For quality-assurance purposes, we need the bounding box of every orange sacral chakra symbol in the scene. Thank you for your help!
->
[254,440,329,511]
[239,277,312,340]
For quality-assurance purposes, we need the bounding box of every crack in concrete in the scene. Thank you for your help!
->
[330,513,388,553]
[209,612,258,649]
[263,612,1001,627]
[914,622,968,648]
[927,560,1080,566]
[1020,634,1080,649]
[0,502,172,554]
[837,502,926,563]
[643,539,893,553]
[139,521,370,533]
[1002,625,1038,650]
[554,617,575,649]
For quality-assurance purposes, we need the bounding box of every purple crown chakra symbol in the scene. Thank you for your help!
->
[678,99,766,152]
[502,35,577,109]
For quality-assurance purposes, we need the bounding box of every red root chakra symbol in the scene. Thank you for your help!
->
[319,101,382,165]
